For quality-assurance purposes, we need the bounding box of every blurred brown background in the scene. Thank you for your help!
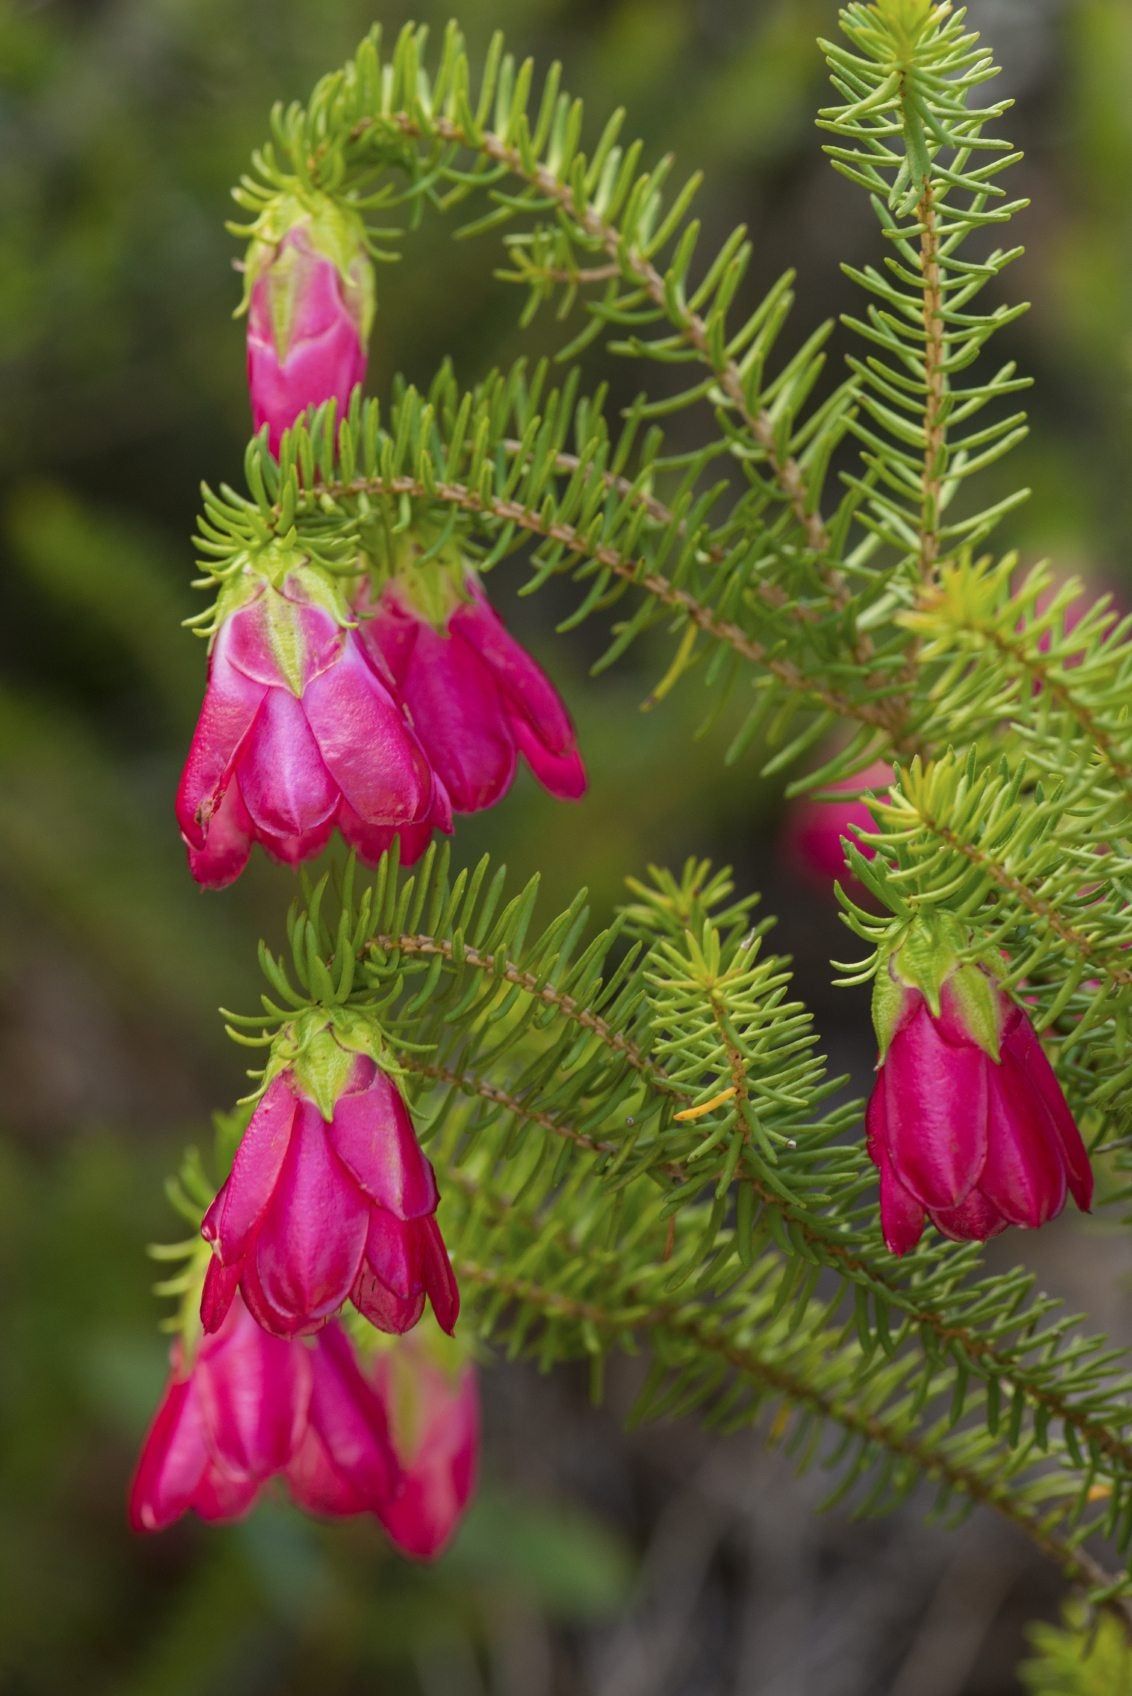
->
[1,0,1130,1690]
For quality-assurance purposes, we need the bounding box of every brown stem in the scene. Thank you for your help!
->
[310,469,912,741]
[918,181,946,585]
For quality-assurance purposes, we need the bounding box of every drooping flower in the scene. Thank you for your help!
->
[245,198,374,454]
[130,1294,399,1532]
[354,547,585,817]
[781,759,892,887]
[371,1331,479,1560]
[865,939,1093,1254]
[200,1016,459,1341]
[176,553,447,888]
[128,1292,311,1531]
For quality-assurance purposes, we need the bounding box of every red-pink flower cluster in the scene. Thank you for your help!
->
[153,193,600,1552]
[866,954,1093,1254]
[177,556,586,887]
[130,1295,477,1559]
[780,760,892,889]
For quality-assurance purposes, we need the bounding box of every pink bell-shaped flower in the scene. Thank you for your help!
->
[866,940,1093,1254]
[200,1018,459,1341]
[371,1332,479,1560]
[129,1293,311,1531]
[245,200,374,454]
[781,759,892,887]
[176,557,448,888]
[130,1295,399,1532]
[355,553,585,817]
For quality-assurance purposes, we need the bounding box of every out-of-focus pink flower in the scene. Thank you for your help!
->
[781,760,892,887]
[176,572,446,888]
[246,214,373,454]
[866,953,1093,1255]
[356,566,586,816]
[129,1294,310,1531]
[200,1029,459,1341]
[372,1334,479,1560]
[130,1295,399,1532]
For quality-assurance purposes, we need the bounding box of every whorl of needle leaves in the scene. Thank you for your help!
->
[174,0,1132,1642]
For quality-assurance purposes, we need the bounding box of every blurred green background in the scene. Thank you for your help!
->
[2,1,1130,1691]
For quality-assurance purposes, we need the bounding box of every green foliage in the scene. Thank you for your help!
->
[1021,1601,1132,1695]
[820,0,1030,575]
[210,846,1132,1623]
[162,0,1132,1657]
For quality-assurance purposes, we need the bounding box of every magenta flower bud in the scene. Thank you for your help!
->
[128,1293,311,1531]
[866,953,1093,1254]
[781,760,892,887]
[245,205,374,454]
[371,1334,479,1561]
[356,562,586,816]
[200,1028,459,1341]
[176,566,446,888]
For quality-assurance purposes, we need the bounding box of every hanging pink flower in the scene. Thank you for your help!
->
[781,760,892,887]
[176,566,447,888]
[129,1293,311,1530]
[200,1022,459,1341]
[355,562,585,816]
[866,949,1093,1254]
[130,1295,398,1531]
[245,203,374,454]
[372,1334,480,1560]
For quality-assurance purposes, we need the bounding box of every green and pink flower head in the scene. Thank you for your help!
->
[175,539,450,886]
[200,1007,458,1341]
[243,191,375,454]
[866,918,1093,1254]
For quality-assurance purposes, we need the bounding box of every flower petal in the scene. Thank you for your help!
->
[191,1465,262,1524]
[452,587,577,756]
[196,1302,312,1480]
[881,1003,989,1211]
[202,1074,298,1267]
[510,715,587,800]
[372,1348,479,1561]
[175,622,266,850]
[399,620,516,812]
[980,1047,1068,1228]
[339,778,452,869]
[185,780,254,889]
[235,686,338,840]
[252,1100,369,1333]
[328,1069,439,1220]
[287,1324,395,1515]
[930,1188,1009,1244]
[128,1367,210,1532]
[302,632,434,826]
[1004,1015,1094,1211]
[199,1256,241,1334]
[868,1074,926,1255]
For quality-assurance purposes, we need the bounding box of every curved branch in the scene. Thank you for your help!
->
[457,1255,1132,1631]
[308,469,913,741]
